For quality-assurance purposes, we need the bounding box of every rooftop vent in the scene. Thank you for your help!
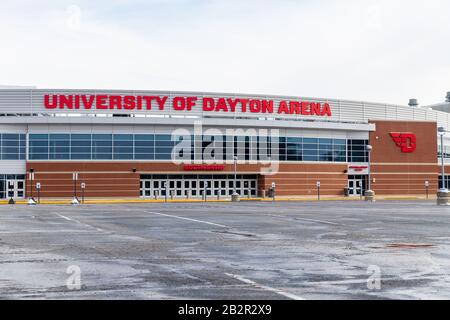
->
[446,92,450,102]
[408,98,419,107]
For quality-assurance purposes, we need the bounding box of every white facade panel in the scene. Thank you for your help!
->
[0,161,26,174]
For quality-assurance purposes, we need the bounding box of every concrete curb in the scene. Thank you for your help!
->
[0,196,434,205]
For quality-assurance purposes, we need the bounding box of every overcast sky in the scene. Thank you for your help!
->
[0,0,449,106]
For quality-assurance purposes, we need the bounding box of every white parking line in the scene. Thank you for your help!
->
[55,213,104,232]
[147,211,229,228]
[56,213,77,222]
[226,273,305,300]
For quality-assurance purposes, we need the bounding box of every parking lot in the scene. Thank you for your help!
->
[1,200,450,299]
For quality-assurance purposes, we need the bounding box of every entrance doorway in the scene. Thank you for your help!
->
[0,175,26,199]
[140,174,258,199]
[348,175,366,197]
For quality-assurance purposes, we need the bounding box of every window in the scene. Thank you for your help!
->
[1,134,26,160]
[29,134,49,160]
[71,134,92,160]
[24,132,369,164]
[49,134,70,160]
[113,134,133,160]
[348,139,368,163]
[92,134,112,160]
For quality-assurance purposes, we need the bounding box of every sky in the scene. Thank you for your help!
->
[0,0,449,106]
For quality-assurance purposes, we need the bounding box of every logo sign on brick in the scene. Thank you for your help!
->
[390,132,417,153]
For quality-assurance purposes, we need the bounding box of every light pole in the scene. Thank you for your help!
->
[437,127,449,205]
[364,144,375,202]
[232,155,240,202]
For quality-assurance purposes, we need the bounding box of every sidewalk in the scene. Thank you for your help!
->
[0,195,434,205]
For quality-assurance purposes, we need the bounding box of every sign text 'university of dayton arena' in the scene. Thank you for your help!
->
[44,94,333,116]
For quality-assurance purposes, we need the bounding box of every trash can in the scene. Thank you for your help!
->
[344,187,350,197]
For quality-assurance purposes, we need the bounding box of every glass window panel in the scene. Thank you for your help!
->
[114,134,133,141]
[155,147,174,154]
[71,153,91,160]
[71,147,91,153]
[30,154,48,160]
[30,140,48,147]
[71,134,91,140]
[155,154,171,160]
[134,134,154,141]
[50,134,70,140]
[114,140,133,147]
[319,138,333,144]
[135,147,154,153]
[2,153,19,160]
[114,153,133,160]
[30,134,48,140]
[334,139,346,145]
[135,140,154,147]
[93,134,113,140]
[93,153,112,160]
[154,134,172,141]
[135,153,154,160]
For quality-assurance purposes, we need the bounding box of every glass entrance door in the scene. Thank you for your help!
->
[348,175,365,196]
[6,179,25,198]
[139,174,258,199]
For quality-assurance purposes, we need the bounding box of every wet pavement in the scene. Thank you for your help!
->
[1,200,450,300]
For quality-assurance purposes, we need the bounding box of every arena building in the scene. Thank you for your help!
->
[0,88,449,200]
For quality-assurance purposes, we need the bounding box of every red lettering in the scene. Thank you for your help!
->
[96,95,108,109]
[261,100,274,114]
[203,97,215,111]
[173,97,186,110]
[278,101,289,114]
[123,96,136,110]
[44,95,57,109]
[186,97,197,111]
[216,98,228,112]
[322,103,332,116]
[137,96,143,110]
[59,95,73,109]
[143,96,154,110]
[82,95,95,109]
[109,96,122,110]
[289,101,300,114]
[240,99,249,113]
[227,98,239,112]
[301,102,311,115]
[74,95,80,109]
[157,96,168,110]
[249,100,261,113]
[310,102,321,116]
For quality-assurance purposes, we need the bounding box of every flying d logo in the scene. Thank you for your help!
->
[390,133,417,153]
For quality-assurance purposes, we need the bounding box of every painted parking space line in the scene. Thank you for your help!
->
[147,211,229,228]
[226,273,305,300]
[55,213,104,232]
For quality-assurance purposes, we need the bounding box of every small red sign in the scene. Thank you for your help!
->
[390,133,416,153]
[183,164,225,171]
[349,166,368,172]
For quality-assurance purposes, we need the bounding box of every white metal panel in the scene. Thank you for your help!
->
[1,89,448,130]
[0,161,26,174]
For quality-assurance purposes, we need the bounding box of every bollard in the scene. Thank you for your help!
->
[262,190,266,199]
[170,190,174,201]
[437,190,450,206]
[364,190,376,202]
